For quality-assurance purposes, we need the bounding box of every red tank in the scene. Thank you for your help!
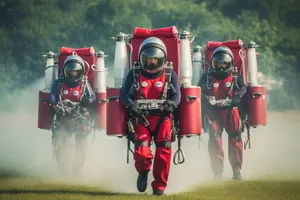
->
[37,89,54,130]
[179,86,202,137]
[106,88,128,137]
[94,92,107,130]
[247,86,267,127]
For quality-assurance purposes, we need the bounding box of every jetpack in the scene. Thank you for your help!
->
[202,40,267,149]
[107,26,202,164]
[37,47,108,131]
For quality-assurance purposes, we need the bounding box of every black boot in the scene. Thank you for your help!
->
[232,169,242,180]
[137,171,149,192]
[152,188,164,196]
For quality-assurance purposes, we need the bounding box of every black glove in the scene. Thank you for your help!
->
[128,102,150,126]
[127,102,143,118]
[231,93,241,106]
[80,97,90,107]
[162,100,175,115]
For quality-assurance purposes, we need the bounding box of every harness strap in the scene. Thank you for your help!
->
[155,141,172,148]
[161,63,173,100]
[80,76,88,101]
[128,62,140,97]
[134,140,150,149]
[225,70,239,127]
[134,63,147,99]
[57,76,63,101]
[206,68,212,89]
[228,74,237,97]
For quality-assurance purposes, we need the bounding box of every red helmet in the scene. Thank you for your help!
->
[138,37,167,73]
[63,55,84,83]
[211,46,234,76]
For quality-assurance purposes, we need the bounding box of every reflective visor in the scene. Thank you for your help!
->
[63,62,83,81]
[212,53,232,70]
[140,47,165,71]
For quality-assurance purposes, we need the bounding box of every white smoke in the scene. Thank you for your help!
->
[0,78,55,177]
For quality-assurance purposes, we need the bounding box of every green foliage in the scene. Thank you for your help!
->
[0,0,299,110]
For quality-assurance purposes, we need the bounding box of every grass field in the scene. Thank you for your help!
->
[0,178,299,200]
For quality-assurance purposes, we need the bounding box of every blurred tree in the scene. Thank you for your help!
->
[0,0,299,110]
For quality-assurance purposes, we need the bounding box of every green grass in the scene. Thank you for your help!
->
[0,178,299,200]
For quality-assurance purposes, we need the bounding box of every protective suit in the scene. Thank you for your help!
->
[49,55,96,177]
[120,37,181,195]
[198,46,247,180]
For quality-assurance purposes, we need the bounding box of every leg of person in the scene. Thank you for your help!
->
[151,117,173,195]
[225,107,243,180]
[207,116,224,180]
[73,133,88,178]
[134,122,153,192]
[72,111,91,179]
[53,125,73,177]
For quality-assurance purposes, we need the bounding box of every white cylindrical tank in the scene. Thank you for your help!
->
[178,30,193,87]
[113,32,130,87]
[94,51,107,93]
[192,45,203,86]
[246,41,259,86]
[44,51,58,92]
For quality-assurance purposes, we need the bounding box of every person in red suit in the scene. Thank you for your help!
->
[198,46,247,180]
[49,55,95,177]
[120,37,181,195]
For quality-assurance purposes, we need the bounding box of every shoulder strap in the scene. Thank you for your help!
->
[57,76,64,101]
[128,62,146,99]
[79,76,88,101]
[128,62,140,94]
[133,62,140,87]
[206,70,212,90]
[232,68,240,90]
[161,62,173,100]
[228,70,239,96]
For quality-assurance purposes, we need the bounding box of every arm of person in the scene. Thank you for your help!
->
[236,73,247,98]
[49,79,59,105]
[84,81,96,104]
[169,70,181,108]
[119,70,134,107]
[197,73,208,96]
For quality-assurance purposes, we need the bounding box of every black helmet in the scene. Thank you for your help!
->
[138,37,167,73]
[63,55,84,83]
[211,46,234,76]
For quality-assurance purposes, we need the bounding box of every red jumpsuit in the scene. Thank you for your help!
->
[133,71,173,191]
[206,74,243,176]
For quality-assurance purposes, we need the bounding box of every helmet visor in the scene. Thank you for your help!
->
[140,47,166,72]
[63,62,83,82]
[211,53,232,71]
